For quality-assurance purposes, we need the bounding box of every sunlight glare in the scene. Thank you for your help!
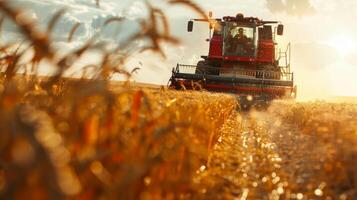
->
[326,36,356,56]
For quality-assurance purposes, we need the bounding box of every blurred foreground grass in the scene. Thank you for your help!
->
[0,76,238,199]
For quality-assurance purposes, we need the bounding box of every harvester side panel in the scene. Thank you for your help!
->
[257,40,275,63]
[208,35,223,58]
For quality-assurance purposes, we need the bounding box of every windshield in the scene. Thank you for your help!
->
[223,23,255,57]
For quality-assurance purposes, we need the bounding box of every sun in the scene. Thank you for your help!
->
[327,35,356,56]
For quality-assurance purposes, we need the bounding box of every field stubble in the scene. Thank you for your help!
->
[0,77,239,199]
[196,100,357,200]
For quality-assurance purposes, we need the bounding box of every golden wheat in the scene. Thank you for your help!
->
[0,1,356,200]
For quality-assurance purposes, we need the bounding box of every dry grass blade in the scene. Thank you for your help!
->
[137,32,179,57]
[146,3,159,51]
[135,3,168,58]
[153,8,170,36]
[0,44,11,58]
[46,37,99,87]
[168,0,208,20]
[113,68,131,77]
[0,16,4,43]
[47,8,67,35]
[68,22,81,43]
[146,2,157,32]
[104,17,125,26]
[4,52,22,83]
[130,67,140,74]
[132,6,179,59]
[131,15,179,58]
[0,1,54,60]
[79,64,98,78]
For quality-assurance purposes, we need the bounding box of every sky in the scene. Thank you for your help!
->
[2,0,357,99]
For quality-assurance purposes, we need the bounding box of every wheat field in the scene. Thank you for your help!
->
[1,78,356,199]
[0,1,357,199]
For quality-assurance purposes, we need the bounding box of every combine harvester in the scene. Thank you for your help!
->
[169,13,297,108]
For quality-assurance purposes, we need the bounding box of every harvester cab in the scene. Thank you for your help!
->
[169,13,297,107]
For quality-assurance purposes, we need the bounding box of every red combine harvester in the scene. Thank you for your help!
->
[169,13,297,107]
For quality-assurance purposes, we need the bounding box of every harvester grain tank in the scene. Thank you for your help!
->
[169,13,297,106]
